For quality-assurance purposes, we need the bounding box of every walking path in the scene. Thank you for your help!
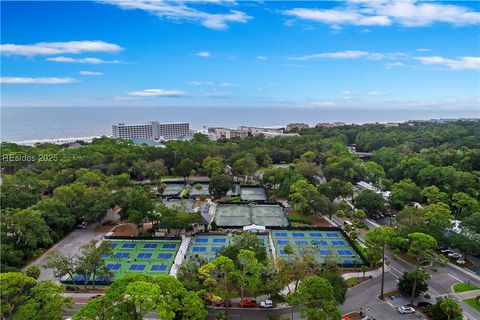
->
[455,289,480,300]
[169,236,190,277]
[341,265,387,280]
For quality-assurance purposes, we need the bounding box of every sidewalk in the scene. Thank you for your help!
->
[341,265,387,280]
[456,289,480,300]
[169,236,190,277]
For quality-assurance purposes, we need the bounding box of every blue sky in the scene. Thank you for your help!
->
[1,0,479,111]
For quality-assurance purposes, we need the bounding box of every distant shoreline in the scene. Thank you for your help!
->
[3,117,479,146]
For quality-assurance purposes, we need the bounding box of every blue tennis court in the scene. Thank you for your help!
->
[143,243,158,249]
[295,240,309,246]
[312,240,328,246]
[271,229,362,266]
[73,275,87,282]
[115,252,129,259]
[111,243,118,248]
[162,243,177,249]
[96,276,112,282]
[310,233,323,237]
[292,232,305,238]
[137,253,152,259]
[326,232,340,238]
[337,249,354,256]
[151,264,167,272]
[107,263,121,271]
[186,234,270,264]
[122,243,137,249]
[158,253,173,259]
[129,264,146,271]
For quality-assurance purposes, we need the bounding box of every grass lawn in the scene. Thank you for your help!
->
[464,296,480,312]
[345,277,359,287]
[452,283,480,293]
[288,212,313,225]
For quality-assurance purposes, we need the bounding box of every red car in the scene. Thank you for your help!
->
[240,299,257,308]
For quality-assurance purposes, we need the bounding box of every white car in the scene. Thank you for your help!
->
[456,259,466,265]
[260,300,273,308]
[396,306,415,314]
[448,252,462,259]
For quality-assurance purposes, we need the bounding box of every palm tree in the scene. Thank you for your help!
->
[439,297,462,320]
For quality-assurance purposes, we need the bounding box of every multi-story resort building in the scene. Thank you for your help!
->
[208,126,297,140]
[112,122,189,141]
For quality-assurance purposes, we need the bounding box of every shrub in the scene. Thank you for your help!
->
[25,265,41,279]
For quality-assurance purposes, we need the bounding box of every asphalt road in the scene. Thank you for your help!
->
[333,215,480,320]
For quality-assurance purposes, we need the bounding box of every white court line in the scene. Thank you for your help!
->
[448,273,463,283]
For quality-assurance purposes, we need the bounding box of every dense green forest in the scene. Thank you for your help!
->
[1,120,479,272]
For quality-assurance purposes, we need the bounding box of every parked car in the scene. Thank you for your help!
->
[88,295,103,301]
[448,252,462,259]
[456,259,466,265]
[76,224,87,229]
[260,300,273,308]
[441,249,453,254]
[396,306,415,314]
[239,299,257,308]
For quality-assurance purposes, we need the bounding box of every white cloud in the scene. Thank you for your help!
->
[47,56,121,64]
[416,48,430,52]
[102,1,251,30]
[0,40,122,56]
[415,56,480,70]
[284,1,480,28]
[188,81,214,86]
[79,70,104,76]
[196,51,211,57]
[288,50,372,61]
[187,81,237,87]
[219,82,238,87]
[385,61,405,69]
[256,55,268,60]
[308,100,336,107]
[0,77,78,84]
[368,91,388,96]
[127,88,186,97]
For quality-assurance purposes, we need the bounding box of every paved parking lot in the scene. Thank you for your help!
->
[27,224,106,281]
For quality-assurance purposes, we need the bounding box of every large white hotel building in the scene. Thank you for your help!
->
[112,122,189,141]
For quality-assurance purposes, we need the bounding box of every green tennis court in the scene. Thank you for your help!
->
[215,204,289,227]
[240,186,268,201]
[185,234,271,262]
[163,183,186,196]
[63,239,182,285]
[272,229,362,267]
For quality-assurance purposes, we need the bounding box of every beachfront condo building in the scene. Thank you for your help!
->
[112,122,189,141]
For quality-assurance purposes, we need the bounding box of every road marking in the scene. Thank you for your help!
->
[447,273,463,283]
[390,266,403,278]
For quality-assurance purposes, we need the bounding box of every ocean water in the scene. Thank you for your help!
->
[1,106,478,143]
